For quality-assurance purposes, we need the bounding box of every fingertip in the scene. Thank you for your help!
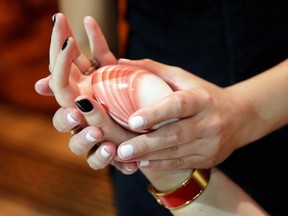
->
[34,79,43,94]
[84,15,94,23]
[118,58,130,64]
[87,142,117,170]
[110,161,138,175]
[100,142,116,158]
[122,162,138,174]
[67,112,79,125]
[128,115,145,130]
[75,98,94,113]
[34,78,52,96]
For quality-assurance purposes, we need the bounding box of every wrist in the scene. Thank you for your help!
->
[223,85,257,148]
[148,169,211,209]
[143,169,192,192]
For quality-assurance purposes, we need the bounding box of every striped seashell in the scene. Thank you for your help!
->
[92,64,173,130]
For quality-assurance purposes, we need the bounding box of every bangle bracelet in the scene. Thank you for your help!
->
[148,169,211,209]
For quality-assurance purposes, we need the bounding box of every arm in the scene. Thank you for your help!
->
[145,168,268,216]
[66,94,268,215]
[113,58,288,169]
[35,14,271,215]
[225,59,288,146]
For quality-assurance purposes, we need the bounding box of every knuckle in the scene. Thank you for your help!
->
[162,158,185,169]
[201,89,213,105]
[209,116,224,136]
[210,136,222,154]
[167,145,180,158]
[136,135,151,154]
[172,93,190,114]
[174,158,185,168]
[142,58,151,64]
[166,124,184,144]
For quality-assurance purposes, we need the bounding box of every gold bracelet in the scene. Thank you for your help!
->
[148,169,211,209]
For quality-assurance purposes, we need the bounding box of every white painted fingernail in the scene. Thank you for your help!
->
[67,113,77,124]
[101,146,111,158]
[85,132,97,142]
[124,163,136,172]
[140,160,149,167]
[129,116,144,129]
[120,145,134,159]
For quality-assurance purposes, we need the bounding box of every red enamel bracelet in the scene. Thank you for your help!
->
[148,169,211,209]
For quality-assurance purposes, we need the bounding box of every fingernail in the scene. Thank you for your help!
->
[120,145,134,159]
[75,99,93,112]
[101,146,111,158]
[67,113,77,124]
[52,14,57,26]
[139,160,149,167]
[118,58,130,63]
[129,116,144,129]
[124,163,137,172]
[62,38,69,50]
[85,132,98,142]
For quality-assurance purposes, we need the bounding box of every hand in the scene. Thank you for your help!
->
[34,13,137,174]
[115,58,248,169]
[54,95,138,174]
[35,13,116,107]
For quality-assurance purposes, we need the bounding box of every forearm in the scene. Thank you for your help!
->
[58,0,119,57]
[172,168,268,216]
[142,168,268,216]
[226,59,288,147]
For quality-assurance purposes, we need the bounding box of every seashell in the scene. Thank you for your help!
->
[91,64,174,131]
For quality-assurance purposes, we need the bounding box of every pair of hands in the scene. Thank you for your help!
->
[35,13,241,174]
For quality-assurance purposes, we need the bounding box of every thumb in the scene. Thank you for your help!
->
[34,76,54,96]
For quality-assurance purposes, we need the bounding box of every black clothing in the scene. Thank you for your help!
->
[111,1,288,215]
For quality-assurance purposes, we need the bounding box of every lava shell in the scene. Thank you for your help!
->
[91,64,173,130]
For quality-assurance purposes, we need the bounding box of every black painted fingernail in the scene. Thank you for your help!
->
[52,14,57,26]
[62,38,69,50]
[75,99,93,112]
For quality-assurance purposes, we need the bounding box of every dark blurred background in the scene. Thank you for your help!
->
[0,1,116,215]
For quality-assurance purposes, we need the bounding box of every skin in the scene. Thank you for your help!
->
[34,0,288,212]
[36,13,288,173]
[35,13,271,215]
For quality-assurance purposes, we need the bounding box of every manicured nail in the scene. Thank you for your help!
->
[139,160,149,167]
[62,38,69,50]
[67,113,77,124]
[129,116,144,129]
[75,99,93,112]
[118,58,130,63]
[85,132,98,142]
[52,14,57,26]
[124,163,137,172]
[101,146,111,158]
[120,145,134,159]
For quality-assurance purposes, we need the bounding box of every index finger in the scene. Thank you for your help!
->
[128,89,210,131]
[50,13,90,73]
